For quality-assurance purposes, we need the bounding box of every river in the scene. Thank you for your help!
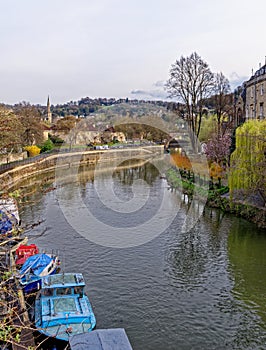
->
[16,160,266,350]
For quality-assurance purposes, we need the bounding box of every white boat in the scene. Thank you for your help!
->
[19,253,60,294]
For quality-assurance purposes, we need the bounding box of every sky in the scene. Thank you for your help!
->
[1,0,266,105]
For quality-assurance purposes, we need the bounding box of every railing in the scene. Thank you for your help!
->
[0,144,163,175]
[0,148,89,174]
[170,166,226,189]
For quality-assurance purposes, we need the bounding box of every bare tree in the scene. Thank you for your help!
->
[166,52,214,151]
[0,108,23,163]
[213,72,231,136]
[54,115,77,133]
[14,102,44,146]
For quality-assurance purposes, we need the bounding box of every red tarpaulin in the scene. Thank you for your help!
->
[15,244,39,265]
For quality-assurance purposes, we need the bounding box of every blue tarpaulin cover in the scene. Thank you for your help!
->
[20,253,53,276]
[69,329,133,350]
[0,210,13,234]
[0,198,20,234]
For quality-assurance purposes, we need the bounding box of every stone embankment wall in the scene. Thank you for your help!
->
[166,168,266,229]
[0,146,164,192]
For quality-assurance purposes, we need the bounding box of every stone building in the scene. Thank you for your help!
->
[50,122,126,145]
[245,64,266,119]
[237,64,266,123]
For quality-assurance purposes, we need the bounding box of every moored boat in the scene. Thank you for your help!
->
[15,243,39,265]
[0,197,20,235]
[19,253,60,294]
[34,273,96,341]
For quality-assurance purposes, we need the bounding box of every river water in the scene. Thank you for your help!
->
[16,160,266,350]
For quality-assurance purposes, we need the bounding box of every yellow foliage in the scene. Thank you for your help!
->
[170,152,192,170]
[209,162,223,179]
[24,145,41,157]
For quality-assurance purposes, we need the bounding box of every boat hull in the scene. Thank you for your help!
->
[22,267,59,294]
[34,273,96,342]
[23,279,42,294]
[19,254,60,294]
[35,298,96,341]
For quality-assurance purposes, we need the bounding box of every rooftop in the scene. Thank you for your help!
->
[248,64,266,83]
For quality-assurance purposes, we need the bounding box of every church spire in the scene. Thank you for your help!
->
[46,95,52,123]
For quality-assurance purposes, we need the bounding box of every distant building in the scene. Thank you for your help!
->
[41,123,51,140]
[50,121,100,145]
[235,87,246,126]
[245,64,266,120]
[236,63,266,124]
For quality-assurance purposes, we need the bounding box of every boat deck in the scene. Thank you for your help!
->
[69,328,133,350]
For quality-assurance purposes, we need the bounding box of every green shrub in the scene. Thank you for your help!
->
[48,133,64,145]
[40,139,54,153]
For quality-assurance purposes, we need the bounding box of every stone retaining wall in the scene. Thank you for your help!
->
[0,146,164,192]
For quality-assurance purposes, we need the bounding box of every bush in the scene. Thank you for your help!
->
[48,133,64,145]
[209,162,223,179]
[40,139,54,153]
[170,152,192,170]
[24,145,41,157]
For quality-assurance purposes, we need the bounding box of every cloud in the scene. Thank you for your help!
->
[130,80,170,100]
[131,73,250,100]
[153,80,165,88]
[130,89,169,100]
[229,72,249,90]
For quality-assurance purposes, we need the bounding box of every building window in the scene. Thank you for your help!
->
[250,87,254,98]
[259,103,264,118]
[253,110,255,118]
[260,84,264,95]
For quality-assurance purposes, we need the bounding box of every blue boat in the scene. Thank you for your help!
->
[34,273,96,341]
[19,253,60,294]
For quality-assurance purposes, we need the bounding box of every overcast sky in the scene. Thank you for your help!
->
[1,0,266,105]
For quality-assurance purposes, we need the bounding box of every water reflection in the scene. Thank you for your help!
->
[114,159,160,186]
[13,162,266,349]
[164,207,230,291]
[165,209,266,349]
[228,219,266,326]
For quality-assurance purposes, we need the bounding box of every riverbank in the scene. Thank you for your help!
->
[0,234,36,349]
[0,146,164,193]
[166,167,266,229]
